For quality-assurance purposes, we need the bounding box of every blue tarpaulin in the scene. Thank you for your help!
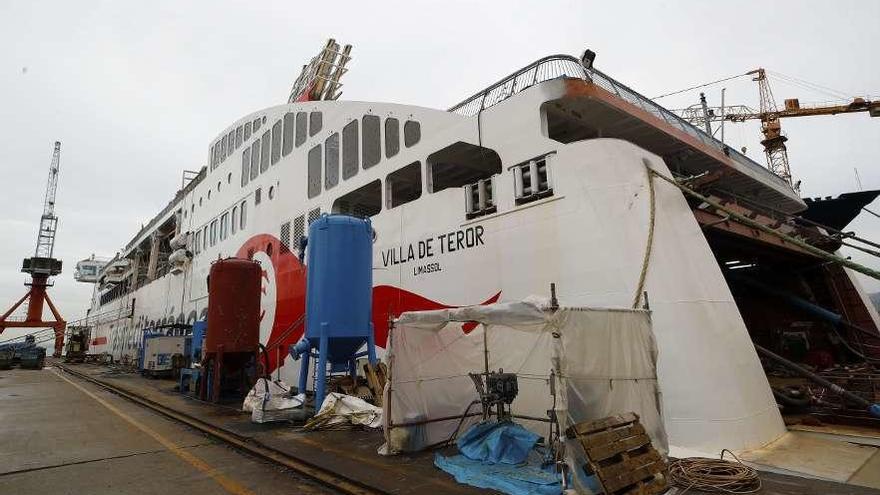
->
[435,421,562,495]
[457,420,541,464]
[435,452,561,495]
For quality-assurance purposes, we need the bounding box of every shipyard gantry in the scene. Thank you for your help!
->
[0,141,67,357]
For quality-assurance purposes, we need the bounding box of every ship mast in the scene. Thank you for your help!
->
[288,39,353,103]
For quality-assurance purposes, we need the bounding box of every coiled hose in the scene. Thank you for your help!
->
[668,450,761,494]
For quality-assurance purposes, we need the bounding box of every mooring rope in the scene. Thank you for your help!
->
[633,164,657,309]
[668,450,761,494]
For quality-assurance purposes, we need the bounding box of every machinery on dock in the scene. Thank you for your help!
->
[179,320,206,394]
[200,258,261,402]
[64,326,90,363]
[18,344,46,369]
[0,334,46,369]
[290,214,377,409]
[140,334,186,378]
[0,142,67,357]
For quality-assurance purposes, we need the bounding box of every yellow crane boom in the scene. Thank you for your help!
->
[672,68,878,190]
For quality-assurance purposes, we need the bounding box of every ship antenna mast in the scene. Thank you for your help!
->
[287,38,353,103]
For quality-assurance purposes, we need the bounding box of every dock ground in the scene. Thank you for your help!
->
[2,362,879,495]
[0,366,336,495]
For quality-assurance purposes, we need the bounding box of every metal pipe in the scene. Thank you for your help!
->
[720,88,726,144]
[754,344,880,417]
[699,92,712,135]
[730,274,880,341]
[389,412,482,429]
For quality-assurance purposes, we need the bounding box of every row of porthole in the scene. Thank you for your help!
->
[185,171,235,219]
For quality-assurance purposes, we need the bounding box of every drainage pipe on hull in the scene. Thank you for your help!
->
[754,344,880,418]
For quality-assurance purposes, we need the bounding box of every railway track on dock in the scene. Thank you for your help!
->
[54,363,387,495]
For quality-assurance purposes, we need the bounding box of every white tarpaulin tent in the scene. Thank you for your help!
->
[383,299,668,465]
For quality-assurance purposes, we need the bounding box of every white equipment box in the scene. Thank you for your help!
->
[143,336,185,376]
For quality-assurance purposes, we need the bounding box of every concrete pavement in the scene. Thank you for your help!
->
[0,366,337,495]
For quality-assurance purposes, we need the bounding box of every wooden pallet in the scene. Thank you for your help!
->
[566,413,668,495]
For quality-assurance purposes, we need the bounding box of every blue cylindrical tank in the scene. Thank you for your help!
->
[305,214,373,362]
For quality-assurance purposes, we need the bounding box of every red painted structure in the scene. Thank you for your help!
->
[199,257,261,402]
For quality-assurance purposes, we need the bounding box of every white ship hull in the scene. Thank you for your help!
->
[80,63,878,456]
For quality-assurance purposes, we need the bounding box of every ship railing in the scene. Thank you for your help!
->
[448,55,792,192]
[448,55,587,117]
[587,67,792,191]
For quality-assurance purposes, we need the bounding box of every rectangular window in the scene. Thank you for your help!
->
[293,215,305,254]
[282,112,295,156]
[210,220,218,246]
[513,157,553,204]
[428,142,501,193]
[244,121,252,141]
[231,206,238,234]
[260,130,271,172]
[250,141,260,180]
[235,126,243,148]
[253,118,262,132]
[255,187,261,205]
[332,180,381,218]
[271,120,282,165]
[362,115,381,169]
[465,177,497,219]
[194,231,201,254]
[240,200,247,230]
[308,207,321,225]
[385,118,400,158]
[203,226,208,251]
[220,212,229,241]
[210,145,215,169]
[241,148,251,187]
[325,133,339,190]
[295,112,307,147]
[310,112,322,136]
[280,221,291,253]
[308,144,322,199]
[386,161,422,209]
[404,120,421,147]
[227,131,235,155]
[220,136,227,162]
[342,119,359,180]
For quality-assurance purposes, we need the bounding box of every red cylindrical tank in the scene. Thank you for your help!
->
[206,258,261,355]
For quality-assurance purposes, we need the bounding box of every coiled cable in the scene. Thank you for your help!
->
[668,449,761,494]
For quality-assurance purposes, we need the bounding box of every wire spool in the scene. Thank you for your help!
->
[668,450,761,494]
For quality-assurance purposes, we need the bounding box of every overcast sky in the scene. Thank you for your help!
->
[2,1,879,348]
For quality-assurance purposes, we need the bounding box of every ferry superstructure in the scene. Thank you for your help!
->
[76,45,880,456]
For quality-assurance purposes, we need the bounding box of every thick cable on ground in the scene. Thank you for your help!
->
[668,450,761,494]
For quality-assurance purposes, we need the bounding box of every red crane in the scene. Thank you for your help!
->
[0,141,67,357]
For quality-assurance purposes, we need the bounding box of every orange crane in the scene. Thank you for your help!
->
[0,142,67,357]
[673,68,879,189]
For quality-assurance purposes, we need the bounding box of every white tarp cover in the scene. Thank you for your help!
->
[242,378,304,423]
[384,300,667,458]
[311,392,383,429]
